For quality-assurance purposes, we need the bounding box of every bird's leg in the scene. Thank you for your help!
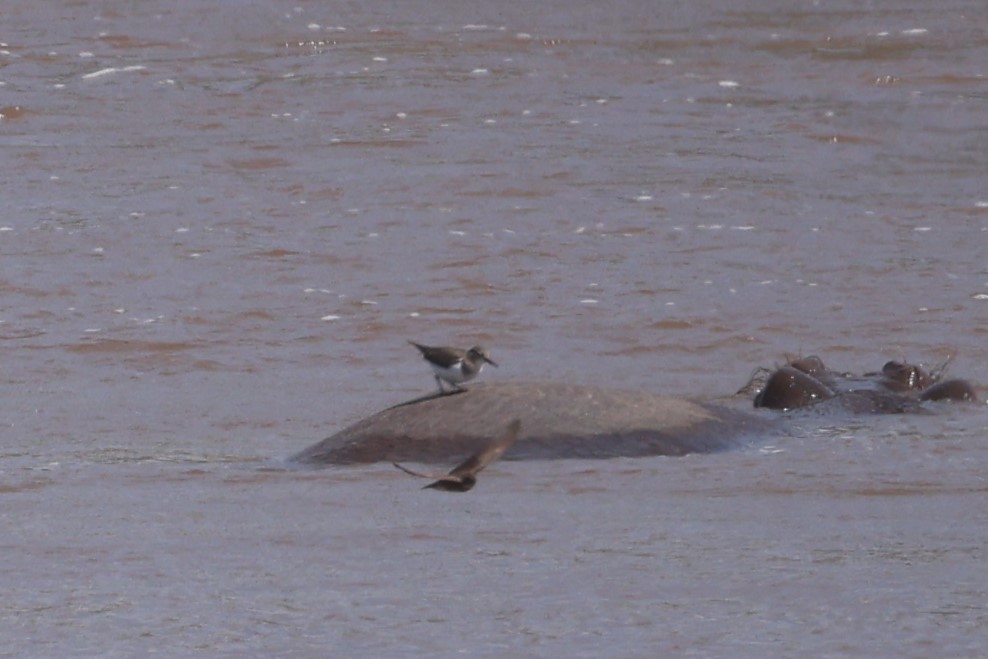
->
[434,375,446,394]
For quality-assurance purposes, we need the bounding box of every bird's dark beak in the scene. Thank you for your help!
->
[485,357,498,367]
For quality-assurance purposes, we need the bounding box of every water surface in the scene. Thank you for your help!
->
[2,0,987,656]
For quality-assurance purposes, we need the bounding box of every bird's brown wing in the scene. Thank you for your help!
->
[392,462,448,480]
[448,419,522,478]
[407,341,464,368]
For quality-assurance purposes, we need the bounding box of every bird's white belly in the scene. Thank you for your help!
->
[430,361,479,384]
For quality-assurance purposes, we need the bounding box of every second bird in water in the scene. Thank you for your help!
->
[392,419,522,492]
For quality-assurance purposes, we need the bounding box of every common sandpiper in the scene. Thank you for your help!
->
[408,340,497,393]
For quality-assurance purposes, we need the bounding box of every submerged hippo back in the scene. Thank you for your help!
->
[291,381,773,465]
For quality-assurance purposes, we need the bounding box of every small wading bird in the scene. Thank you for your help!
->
[408,340,497,393]
[392,419,522,492]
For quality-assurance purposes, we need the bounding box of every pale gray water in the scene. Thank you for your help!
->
[2,0,987,656]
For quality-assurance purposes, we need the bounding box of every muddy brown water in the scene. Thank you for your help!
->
[2,0,987,656]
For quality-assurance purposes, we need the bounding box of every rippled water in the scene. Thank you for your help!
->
[2,0,987,656]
